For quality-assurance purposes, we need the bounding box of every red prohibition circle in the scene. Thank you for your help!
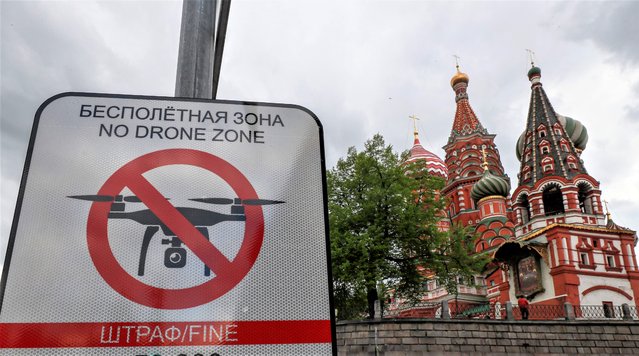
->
[86,149,264,309]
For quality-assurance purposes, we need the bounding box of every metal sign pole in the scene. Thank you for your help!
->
[212,0,231,99]
[175,0,217,99]
[175,0,232,99]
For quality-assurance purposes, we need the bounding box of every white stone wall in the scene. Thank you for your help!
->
[579,274,634,305]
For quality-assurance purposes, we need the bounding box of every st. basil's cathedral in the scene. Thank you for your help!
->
[397,61,639,316]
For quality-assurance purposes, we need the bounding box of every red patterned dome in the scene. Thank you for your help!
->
[406,133,448,179]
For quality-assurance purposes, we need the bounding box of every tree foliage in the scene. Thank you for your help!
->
[430,223,490,302]
[328,134,488,319]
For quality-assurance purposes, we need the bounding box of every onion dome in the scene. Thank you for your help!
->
[406,130,448,179]
[556,114,588,151]
[471,169,511,202]
[450,67,469,87]
[515,131,526,161]
[527,64,543,87]
[527,66,541,80]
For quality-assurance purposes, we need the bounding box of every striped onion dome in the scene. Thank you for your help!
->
[516,113,589,160]
[406,133,448,179]
[557,114,588,150]
[471,169,511,201]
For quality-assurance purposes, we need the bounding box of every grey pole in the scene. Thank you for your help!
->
[211,0,231,99]
[175,0,217,99]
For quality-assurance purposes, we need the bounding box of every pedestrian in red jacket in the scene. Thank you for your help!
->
[518,296,529,320]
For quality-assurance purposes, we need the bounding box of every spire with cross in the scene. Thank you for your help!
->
[481,147,489,172]
[409,115,420,136]
[453,54,461,71]
[526,49,536,67]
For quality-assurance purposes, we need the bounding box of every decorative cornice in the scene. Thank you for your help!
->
[477,195,508,204]
[520,223,636,242]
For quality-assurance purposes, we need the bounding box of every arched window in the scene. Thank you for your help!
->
[519,194,531,223]
[538,139,551,155]
[537,124,547,138]
[542,184,565,216]
[566,155,578,170]
[578,182,593,214]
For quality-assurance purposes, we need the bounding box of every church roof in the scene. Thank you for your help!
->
[406,132,448,179]
[606,211,633,232]
[447,66,488,144]
[516,64,589,187]
[442,66,508,189]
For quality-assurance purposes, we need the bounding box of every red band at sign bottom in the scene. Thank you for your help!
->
[0,320,332,348]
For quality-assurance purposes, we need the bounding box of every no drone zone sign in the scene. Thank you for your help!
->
[0,93,336,355]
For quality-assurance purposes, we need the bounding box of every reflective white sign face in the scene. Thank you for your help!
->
[0,93,335,355]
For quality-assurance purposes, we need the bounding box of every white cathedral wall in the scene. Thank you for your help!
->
[539,260,556,301]
[591,250,605,270]
[578,275,634,306]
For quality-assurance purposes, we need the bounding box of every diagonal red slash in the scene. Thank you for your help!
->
[126,173,232,274]
[87,149,264,309]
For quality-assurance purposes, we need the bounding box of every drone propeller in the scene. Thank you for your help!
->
[243,199,285,206]
[190,198,234,205]
[190,198,284,205]
[67,195,151,203]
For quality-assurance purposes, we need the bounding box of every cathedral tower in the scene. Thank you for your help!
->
[511,64,603,234]
[500,62,639,308]
[441,65,510,229]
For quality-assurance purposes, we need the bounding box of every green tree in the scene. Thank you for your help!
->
[328,134,488,319]
[329,134,441,319]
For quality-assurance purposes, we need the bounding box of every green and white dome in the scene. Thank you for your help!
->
[471,170,511,202]
[557,114,588,150]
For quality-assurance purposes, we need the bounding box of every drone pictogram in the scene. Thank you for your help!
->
[69,194,284,276]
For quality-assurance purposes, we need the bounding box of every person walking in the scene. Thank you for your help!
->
[518,295,530,320]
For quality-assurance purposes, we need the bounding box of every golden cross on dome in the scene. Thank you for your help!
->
[526,49,536,67]
[409,115,420,135]
[481,147,489,171]
[604,199,611,219]
[453,54,461,71]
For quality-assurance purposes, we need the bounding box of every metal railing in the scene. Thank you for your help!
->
[340,301,639,322]
[573,304,624,320]
[513,304,566,320]
[384,301,441,319]
[450,302,493,319]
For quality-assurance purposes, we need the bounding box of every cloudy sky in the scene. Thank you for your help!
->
[2,0,639,272]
